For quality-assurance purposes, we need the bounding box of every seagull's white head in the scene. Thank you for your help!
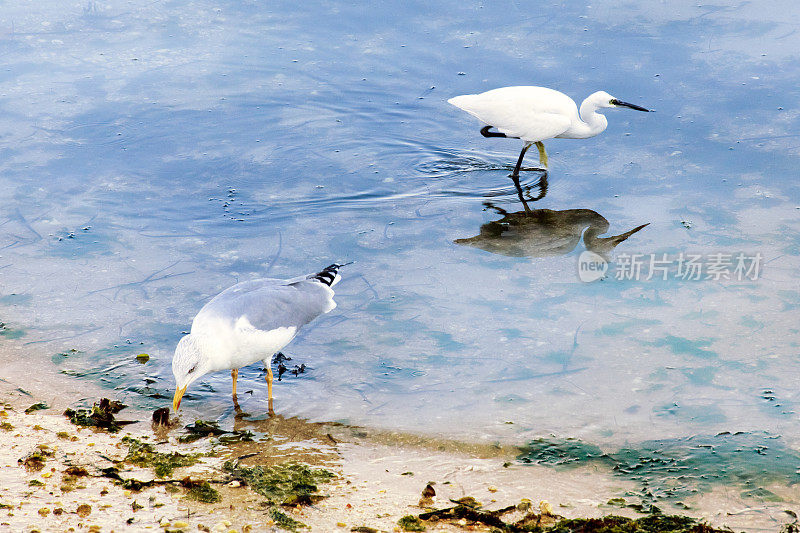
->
[171,334,210,410]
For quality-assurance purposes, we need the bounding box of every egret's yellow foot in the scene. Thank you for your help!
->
[535,141,548,168]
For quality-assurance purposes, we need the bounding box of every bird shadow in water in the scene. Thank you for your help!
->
[456,198,649,259]
[509,171,548,210]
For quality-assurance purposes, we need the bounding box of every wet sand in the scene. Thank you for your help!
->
[1,375,797,532]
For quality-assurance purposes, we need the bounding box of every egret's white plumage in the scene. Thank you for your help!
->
[171,263,348,412]
[448,86,649,176]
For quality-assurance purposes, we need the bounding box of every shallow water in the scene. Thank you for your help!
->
[1,0,799,466]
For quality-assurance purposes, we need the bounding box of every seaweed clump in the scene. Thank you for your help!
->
[18,445,54,472]
[269,507,307,532]
[223,460,334,506]
[179,420,254,444]
[398,514,426,531]
[182,477,221,503]
[547,514,726,532]
[413,502,733,533]
[64,398,134,433]
[122,436,201,478]
[24,402,49,414]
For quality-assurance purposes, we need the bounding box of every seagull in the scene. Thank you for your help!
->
[171,263,349,413]
[448,86,649,178]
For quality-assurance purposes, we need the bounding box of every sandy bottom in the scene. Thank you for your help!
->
[1,378,798,533]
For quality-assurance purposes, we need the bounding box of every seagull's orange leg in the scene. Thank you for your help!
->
[266,366,274,415]
[231,368,238,397]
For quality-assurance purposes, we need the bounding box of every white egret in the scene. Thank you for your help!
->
[448,86,649,177]
[171,263,350,414]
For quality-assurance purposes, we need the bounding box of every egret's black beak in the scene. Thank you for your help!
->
[610,99,649,112]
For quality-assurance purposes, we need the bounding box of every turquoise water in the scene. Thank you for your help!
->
[0,0,799,458]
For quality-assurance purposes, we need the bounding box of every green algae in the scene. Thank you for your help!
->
[269,507,307,531]
[51,349,83,365]
[0,322,25,339]
[414,501,730,533]
[223,460,334,506]
[19,446,54,471]
[64,398,134,433]
[122,436,201,478]
[519,432,800,503]
[24,402,49,414]
[398,514,426,531]
[178,419,253,444]
[740,487,783,502]
[184,479,221,503]
[519,437,607,467]
[546,514,726,532]
[178,420,227,443]
[650,335,717,360]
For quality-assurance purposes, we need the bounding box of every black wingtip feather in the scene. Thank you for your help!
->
[310,261,353,286]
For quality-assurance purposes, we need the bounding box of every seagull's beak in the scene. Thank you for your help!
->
[610,99,649,112]
[173,385,187,411]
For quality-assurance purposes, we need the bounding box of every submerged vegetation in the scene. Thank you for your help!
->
[0,321,25,339]
[179,419,254,444]
[519,432,800,502]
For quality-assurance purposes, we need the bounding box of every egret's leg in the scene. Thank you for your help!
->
[511,142,532,178]
[231,369,238,397]
[510,175,532,213]
[535,142,548,169]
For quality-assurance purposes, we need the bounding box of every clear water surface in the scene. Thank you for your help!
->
[1,1,799,457]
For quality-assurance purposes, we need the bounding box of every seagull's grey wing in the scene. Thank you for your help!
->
[194,278,335,334]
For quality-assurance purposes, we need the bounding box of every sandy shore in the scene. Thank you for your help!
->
[1,377,797,533]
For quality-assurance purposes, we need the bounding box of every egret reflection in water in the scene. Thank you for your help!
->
[455,203,649,258]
